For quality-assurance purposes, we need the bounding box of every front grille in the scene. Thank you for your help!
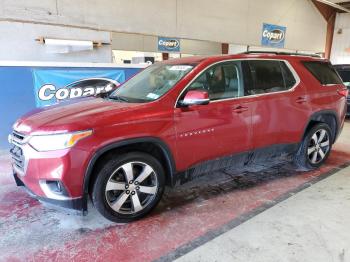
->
[10,130,27,172]
[10,144,24,171]
[12,130,25,145]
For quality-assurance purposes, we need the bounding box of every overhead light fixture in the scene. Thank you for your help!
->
[36,37,109,54]
[315,0,350,13]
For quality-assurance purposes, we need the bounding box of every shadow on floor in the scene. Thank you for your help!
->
[155,158,302,214]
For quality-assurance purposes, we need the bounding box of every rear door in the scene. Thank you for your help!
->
[241,59,310,150]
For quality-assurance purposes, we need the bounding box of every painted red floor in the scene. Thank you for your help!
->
[1,125,350,262]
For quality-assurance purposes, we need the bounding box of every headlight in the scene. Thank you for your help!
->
[29,130,93,151]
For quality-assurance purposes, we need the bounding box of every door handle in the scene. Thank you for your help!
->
[232,105,248,113]
[296,96,307,104]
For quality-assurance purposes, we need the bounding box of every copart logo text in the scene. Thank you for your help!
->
[38,78,119,101]
[158,39,180,50]
[262,29,285,43]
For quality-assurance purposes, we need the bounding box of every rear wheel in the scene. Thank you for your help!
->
[92,152,165,222]
[294,123,332,170]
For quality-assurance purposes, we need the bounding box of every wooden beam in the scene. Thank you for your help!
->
[312,0,337,59]
[221,43,229,54]
[162,53,169,61]
[314,0,350,13]
[325,12,336,59]
[312,0,336,20]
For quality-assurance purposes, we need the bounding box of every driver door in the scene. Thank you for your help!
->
[174,61,252,171]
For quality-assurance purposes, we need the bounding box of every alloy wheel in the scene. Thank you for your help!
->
[105,161,159,214]
[307,129,330,164]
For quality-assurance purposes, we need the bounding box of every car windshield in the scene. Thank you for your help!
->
[109,63,194,103]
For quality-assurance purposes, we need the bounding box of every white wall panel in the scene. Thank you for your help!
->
[331,13,350,64]
[2,0,58,22]
[0,0,327,57]
[0,21,111,62]
[111,31,222,55]
[58,0,177,36]
[228,44,247,54]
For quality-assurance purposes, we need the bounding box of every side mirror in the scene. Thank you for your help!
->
[179,90,210,107]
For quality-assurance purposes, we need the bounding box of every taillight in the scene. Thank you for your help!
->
[338,89,349,97]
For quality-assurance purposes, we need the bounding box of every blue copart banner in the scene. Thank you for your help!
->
[0,67,36,149]
[261,23,286,48]
[158,37,180,52]
[0,66,142,149]
[32,69,126,107]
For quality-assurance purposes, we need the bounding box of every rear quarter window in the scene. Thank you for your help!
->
[303,61,343,85]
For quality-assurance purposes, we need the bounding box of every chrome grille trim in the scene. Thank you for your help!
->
[9,130,28,174]
[13,130,25,141]
[11,130,30,145]
[10,144,25,171]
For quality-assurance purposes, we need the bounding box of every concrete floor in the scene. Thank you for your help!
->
[176,165,350,262]
[0,120,350,262]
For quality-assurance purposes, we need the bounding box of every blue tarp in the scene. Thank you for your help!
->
[0,65,142,149]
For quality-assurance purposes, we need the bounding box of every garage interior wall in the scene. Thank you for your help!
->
[0,0,327,60]
[331,13,350,64]
[228,44,314,55]
[0,21,112,62]
[111,32,222,55]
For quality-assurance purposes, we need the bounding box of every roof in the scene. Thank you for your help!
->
[162,52,326,66]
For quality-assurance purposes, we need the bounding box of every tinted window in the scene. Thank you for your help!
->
[280,62,296,88]
[335,68,350,87]
[337,70,350,81]
[186,62,243,101]
[303,61,342,85]
[245,60,294,95]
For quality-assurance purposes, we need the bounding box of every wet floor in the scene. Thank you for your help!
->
[1,121,350,262]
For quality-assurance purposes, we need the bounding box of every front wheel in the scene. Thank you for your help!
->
[294,123,332,170]
[92,152,165,223]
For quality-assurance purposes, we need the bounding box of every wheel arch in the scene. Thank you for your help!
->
[82,137,177,211]
[302,110,339,144]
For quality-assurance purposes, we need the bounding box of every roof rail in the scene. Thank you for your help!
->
[242,51,322,58]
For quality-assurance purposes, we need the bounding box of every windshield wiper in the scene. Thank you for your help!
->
[108,95,129,102]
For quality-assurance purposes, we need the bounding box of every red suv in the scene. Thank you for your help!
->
[9,52,348,222]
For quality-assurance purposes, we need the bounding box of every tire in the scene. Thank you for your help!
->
[92,152,165,223]
[294,123,332,171]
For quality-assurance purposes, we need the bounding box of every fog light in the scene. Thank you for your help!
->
[39,180,70,200]
[46,181,63,193]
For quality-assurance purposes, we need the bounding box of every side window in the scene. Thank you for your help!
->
[336,69,350,87]
[246,60,294,95]
[303,61,343,85]
[280,62,296,88]
[186,62,243,101]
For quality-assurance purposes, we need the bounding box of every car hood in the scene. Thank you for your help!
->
[13,97,144,135]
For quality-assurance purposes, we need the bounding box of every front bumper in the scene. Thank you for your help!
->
[13,172,85,211]
[9,130,91,211]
